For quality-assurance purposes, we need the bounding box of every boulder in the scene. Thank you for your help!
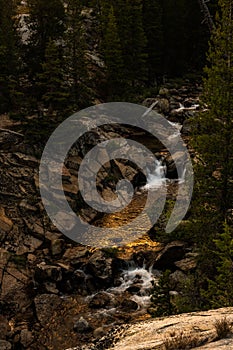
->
[63,246,90,266]
[93,327,106,338]
[159,87,169,96]
[120,299,138,312]
[89,292,112,309]
[169,270,187,289]
[0,316,11,340]
[175,256,197,272]
[157,98,170,115]
[107,307,233,350]
[35,263,63,283]
[153,241,186,270]
[51,239,64,256]
[87,251,113,286]
[181,119,192,135]
[20,329,33,348]
[0,340,11,350]
[73,317,92,333]
[165,151,187,179]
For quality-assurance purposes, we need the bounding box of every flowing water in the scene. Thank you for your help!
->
[107,262,160,310]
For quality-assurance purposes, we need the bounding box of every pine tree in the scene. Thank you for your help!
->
[26,0,65,81]
[143,0,164,85]
[115,0,147,89]
[103,6,124,100]
[188,1,233,307]
[150,270,175,317]
[65,0,91,109]
[0,0,22,113]
[192,0,233,231]
[162,0,188,76]
[37,39,68,115]
[204,223,233,308]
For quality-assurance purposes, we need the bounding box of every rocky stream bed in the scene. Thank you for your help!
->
[0,83,208,350]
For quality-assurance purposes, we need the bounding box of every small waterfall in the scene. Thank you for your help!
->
[108,262,160,310]
[142,121,187,188]
[143,159,166,190]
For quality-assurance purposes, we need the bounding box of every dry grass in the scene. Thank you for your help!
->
[163,330,204,350]
[214,317,233,339]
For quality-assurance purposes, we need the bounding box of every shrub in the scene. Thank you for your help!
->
[163,331,204,350]
[214,317,232,339]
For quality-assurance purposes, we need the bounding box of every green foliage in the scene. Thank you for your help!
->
[0,0,217,112]
[65,0,92,109]
[0,0,22,113]
[102,6,124,100]
[102,246,119,258]
[26,0,65,73]
[36,39,68,114]
[203,223,233,308]
[189,0,233,273]
[150,270,175,317]
[143,0,163,84]
[173,272,207,314]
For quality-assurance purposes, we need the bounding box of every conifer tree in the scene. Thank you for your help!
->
[192,0,233,233]
[143,0,164,85]
[65,0,91,109]
[37,39,68,115]
[115,0,147,89]
[188,1,233,306]
[204,223,233,307]
[103,6,124,100]
[0,0,21,113]
[26,0,65,81]
[150,270,175,317]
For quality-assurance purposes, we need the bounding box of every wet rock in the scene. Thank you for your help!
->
[126,285,141,294]
[165,151,187,179]
[181,119,192,135]
[132,171,147,189]
[120,299,138,312]
[0,340,11,350]
[89,292,112,309]
[153,241,186,270]
[73,317,92,333]
[34,294,63,326]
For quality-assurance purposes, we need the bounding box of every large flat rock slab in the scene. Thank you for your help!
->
[110,308,233,350]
